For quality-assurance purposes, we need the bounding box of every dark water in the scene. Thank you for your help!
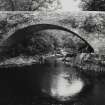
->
[0,57,105,105]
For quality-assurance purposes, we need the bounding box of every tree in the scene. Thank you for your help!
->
[63,37,76,48]
[80,0,105,11]
[27,36,53,55]
[0,0,61,11]
[31,0,61,11]
[0,0,14,11]
[63,36,78,54]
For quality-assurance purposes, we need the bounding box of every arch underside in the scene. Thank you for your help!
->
[1,24,94,53]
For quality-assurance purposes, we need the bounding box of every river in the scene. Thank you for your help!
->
[0,56,105,105]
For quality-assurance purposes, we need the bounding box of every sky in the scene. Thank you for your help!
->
[60,0,81,11]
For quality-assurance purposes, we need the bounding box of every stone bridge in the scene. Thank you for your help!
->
[0,11,105,54]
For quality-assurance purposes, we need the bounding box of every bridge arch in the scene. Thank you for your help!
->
[1,24,94,53]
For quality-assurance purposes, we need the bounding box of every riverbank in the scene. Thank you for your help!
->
[0,54,54,68]
[1,53,105,73]
[73,53,105,72]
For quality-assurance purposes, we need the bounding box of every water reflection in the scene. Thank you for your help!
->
[41,63,84,101]
[30,57,94,104]
[0,57,105,105]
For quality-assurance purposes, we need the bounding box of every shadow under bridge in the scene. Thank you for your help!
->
[0,24,94,54]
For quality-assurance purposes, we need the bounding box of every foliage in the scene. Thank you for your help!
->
[27,33,54,55]
[2,31,60,58]
[0,0,14,11]
[63,36,76,49]
[80,0,105,11]
[0,0,61,11]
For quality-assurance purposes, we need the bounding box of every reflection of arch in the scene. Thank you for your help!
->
[2,24,94,52]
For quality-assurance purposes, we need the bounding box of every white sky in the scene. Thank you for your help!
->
[60,0,81,11]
